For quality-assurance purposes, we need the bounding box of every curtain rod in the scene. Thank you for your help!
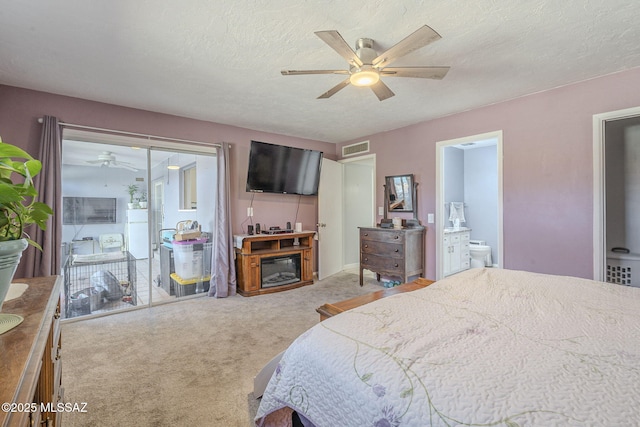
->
[37,117,223,148]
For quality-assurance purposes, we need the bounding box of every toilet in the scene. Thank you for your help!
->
[469,240,492,268]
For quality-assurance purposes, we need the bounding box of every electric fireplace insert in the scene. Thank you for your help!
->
[261,254,301,288]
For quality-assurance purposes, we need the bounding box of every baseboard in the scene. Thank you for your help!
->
[342,262,359,271]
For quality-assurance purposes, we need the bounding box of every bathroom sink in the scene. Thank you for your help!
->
[444,227,470,232]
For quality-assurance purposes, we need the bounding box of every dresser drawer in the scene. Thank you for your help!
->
[358,227,425,286]
[360,229,404,244]
[361,253,404,273]
[361,240,404,258]
[460,241,470,257]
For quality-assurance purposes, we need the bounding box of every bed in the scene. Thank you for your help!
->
[255,268,640,426]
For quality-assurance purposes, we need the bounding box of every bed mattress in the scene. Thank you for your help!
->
[256,268,640,426]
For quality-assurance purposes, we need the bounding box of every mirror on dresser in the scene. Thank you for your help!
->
[384,174,418,220]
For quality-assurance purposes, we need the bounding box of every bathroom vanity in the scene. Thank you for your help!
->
[443,228,471,276]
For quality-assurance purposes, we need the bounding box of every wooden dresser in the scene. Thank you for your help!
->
[0,276,63,427]
[359,226,426,286]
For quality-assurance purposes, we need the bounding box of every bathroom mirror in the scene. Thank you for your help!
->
[385,174,415,214]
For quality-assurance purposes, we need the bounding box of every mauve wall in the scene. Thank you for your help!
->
[339,67,640,280]
[0,85,335,278]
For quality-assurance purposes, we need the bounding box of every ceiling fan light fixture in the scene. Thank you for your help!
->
[167,154,180,170]
[350,68,380,87]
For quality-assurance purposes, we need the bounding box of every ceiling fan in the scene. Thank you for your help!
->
[281,25,450,101]
[86,151,138,171]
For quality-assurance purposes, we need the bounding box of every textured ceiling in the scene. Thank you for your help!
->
[2,1,640,143]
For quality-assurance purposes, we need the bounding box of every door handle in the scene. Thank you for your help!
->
[317,223,326,227]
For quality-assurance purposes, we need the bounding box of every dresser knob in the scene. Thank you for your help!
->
[394,249,399,252]
[364,233,369,236]
[364,258,368,262]
[394,263,399,267]
[394,235,399,239]
[364,244,368,248]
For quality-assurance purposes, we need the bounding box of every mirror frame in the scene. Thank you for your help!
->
[384,174,418,219]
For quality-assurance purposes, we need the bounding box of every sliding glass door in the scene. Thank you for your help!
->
[60,131,217,320]
[149,149,217,301]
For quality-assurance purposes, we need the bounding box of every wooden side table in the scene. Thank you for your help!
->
[316,277,434,321]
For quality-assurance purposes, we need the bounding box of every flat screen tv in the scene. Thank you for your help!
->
[63,197,117,225]
[246,140,323,196]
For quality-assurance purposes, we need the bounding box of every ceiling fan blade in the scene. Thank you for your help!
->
[111,162,139,172]
[370,80,395,101]
[315,30,363,67]
[373,25,442,68]
[317,78,351,99]
[86,160,104,164]
[381,66,450,79]
[281,69,350,76]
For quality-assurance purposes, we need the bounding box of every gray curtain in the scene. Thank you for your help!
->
[208,142,236,298]
[22,116,62,277]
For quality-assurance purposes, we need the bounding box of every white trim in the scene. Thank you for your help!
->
[49,119,222,149]
[339,153,377,226]
[339,152,376,164]
[592,106,640,281]
[339,153,376,273]
[342,262,359,271]
[340,153,376,226]
[435,131,504,280]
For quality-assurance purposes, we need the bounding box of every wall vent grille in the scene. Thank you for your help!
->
[342,141,370,157]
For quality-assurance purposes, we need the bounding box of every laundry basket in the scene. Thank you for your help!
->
[606,251,640,287]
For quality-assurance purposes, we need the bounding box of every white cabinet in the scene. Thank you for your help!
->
[443,229,470,277]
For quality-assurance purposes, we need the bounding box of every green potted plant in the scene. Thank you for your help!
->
[126,184,138,209]
[0,136,53,312]
[138,190,147,209]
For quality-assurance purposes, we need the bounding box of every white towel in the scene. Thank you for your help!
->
[448,202,466,223]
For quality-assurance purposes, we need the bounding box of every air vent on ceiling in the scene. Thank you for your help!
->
[342,141,370,157]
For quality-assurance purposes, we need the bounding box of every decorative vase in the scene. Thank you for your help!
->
[0,238,28,311]
[139,202,147,209]
[128,203,135,209]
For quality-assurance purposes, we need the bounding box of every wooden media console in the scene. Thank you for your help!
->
[235,231,315,296]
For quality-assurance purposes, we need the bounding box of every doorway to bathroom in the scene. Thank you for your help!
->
[593,106,640,285]
[435,131,504,279]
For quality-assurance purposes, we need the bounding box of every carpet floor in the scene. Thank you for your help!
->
[61,271,383,427]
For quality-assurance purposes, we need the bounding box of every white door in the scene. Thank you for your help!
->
[318,158,343,279]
